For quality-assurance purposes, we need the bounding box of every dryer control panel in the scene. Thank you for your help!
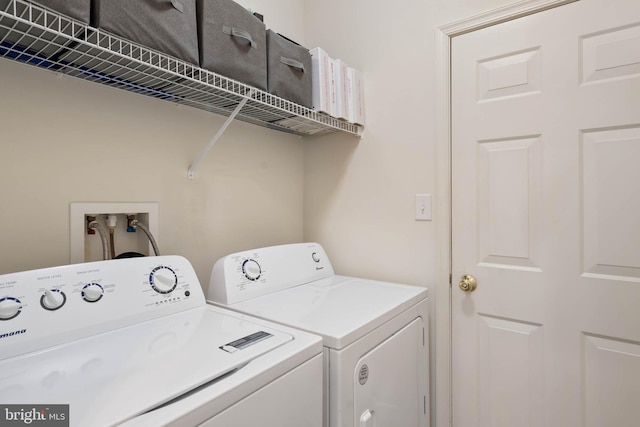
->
[208,242,335,305]
[0,255,204,360]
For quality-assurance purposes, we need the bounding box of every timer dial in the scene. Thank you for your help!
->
[149,266,178,294]
[41,289,66,311]
[82,283,104,303]
[242,259,261,281]
[0,297,22,320]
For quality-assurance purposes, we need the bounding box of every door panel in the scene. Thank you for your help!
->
[478,48,541,101]
[477,316,544,427]
[582,126,640,280]
[477,135,542,270]
[452,0,640,426]
[580,24,640,84]
[583,334,640,427]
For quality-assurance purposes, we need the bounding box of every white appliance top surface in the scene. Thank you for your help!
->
[0,256,322,427]
[224,275,428,349]
[0,304,295,427]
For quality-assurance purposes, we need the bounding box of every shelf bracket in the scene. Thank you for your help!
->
[187,89,255,180]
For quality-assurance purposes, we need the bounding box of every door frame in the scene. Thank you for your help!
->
[434,1,576,426]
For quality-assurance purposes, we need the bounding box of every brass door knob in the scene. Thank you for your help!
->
[459,275,477,292]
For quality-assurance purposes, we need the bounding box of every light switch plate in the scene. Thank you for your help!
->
[415,194,432,221]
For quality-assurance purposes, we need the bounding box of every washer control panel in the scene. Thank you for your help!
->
[0,256,204,360]
[208,242,334,305]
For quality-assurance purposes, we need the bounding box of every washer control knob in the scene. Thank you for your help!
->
[41,289,66,311]
[149,266,178,294]
[0,297,22,320]
[82,283,104,303]
[311,252,320,263]
[242,259,261,281]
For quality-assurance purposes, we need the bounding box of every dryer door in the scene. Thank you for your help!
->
[353,318,427,427]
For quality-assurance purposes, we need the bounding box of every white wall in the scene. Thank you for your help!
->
[301,1,520,426]
[236,0,307,45]
[302,0,520,285]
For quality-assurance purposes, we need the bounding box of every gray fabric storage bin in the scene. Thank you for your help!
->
[31,0,91,23]
[197,0,267,90]
[92,0,199,65]
[266,30,312,108]
[0,0,90,64]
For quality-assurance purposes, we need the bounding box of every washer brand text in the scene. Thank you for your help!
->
[0,329,26,340]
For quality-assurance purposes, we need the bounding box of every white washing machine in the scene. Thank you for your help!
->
[0,255,323,427]
[208,243,429,427]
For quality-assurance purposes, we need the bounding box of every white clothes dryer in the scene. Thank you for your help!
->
[208,243,429,427]
[0,255,323,427]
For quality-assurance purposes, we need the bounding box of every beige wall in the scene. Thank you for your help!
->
[0,0,523,425]
[0,2,312,285]
[0,58,303,284]
[0,2,311,286]
[0,0,522,307]
[0,0,519,309]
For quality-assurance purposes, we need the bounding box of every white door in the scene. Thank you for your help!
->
[451,0,640,426]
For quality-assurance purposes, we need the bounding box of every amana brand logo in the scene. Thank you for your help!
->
[0,329,26,340]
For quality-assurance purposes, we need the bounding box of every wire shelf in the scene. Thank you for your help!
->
[0,0,362,137]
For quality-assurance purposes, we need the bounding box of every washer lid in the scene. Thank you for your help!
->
[0,306,293,427]
[226,275,428,349]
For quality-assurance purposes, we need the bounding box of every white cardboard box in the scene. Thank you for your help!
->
[310,47,364,124]
[334,59,349,120]
[349,67,365,125]
[310,47,332,115]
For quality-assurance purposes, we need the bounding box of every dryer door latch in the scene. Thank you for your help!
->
[360,409,374,427]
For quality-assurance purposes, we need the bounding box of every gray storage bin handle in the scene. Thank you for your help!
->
[280,56,305,72]
[169,0,184,13]
[223,26,257,49]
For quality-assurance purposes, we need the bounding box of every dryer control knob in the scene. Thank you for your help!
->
[41,289,66,310]
[82,283,104,303]
[242,259,261,281]
[0,297,22,320]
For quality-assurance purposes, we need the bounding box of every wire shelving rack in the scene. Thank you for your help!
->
[0,0,362,137]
